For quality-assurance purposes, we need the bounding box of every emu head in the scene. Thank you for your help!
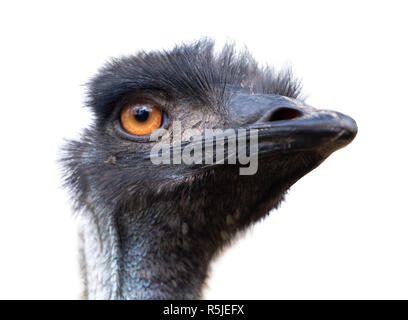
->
[62,40,357,299]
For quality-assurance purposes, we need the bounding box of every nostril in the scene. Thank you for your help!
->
[268,107,303,122]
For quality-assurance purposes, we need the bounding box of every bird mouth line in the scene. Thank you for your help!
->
[140,116,355,177]
[112,115,356,174]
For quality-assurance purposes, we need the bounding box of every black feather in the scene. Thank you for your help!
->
[87,39,301,120]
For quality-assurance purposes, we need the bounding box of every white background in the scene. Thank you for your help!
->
[0,0,407,299]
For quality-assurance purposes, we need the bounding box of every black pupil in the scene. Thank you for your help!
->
[134,107,150,122]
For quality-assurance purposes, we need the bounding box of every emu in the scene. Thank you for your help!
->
[61,40,357,299]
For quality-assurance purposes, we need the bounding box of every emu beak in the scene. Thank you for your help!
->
[254,108,358,156]
[230,93,358,156]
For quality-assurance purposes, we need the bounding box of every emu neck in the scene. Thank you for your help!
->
[80,202,213,299]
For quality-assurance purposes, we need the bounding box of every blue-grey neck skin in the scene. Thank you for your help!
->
[79,203,122,299]
[79,201,210,300]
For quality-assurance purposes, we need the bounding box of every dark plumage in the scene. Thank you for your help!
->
[61,39,357,299]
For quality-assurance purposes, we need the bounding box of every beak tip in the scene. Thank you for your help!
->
[339,113,358,141]
[325,113,358,152]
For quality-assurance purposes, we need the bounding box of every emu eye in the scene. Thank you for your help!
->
[120,103,163,135]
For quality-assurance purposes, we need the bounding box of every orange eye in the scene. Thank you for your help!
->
[120,103,162,135]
